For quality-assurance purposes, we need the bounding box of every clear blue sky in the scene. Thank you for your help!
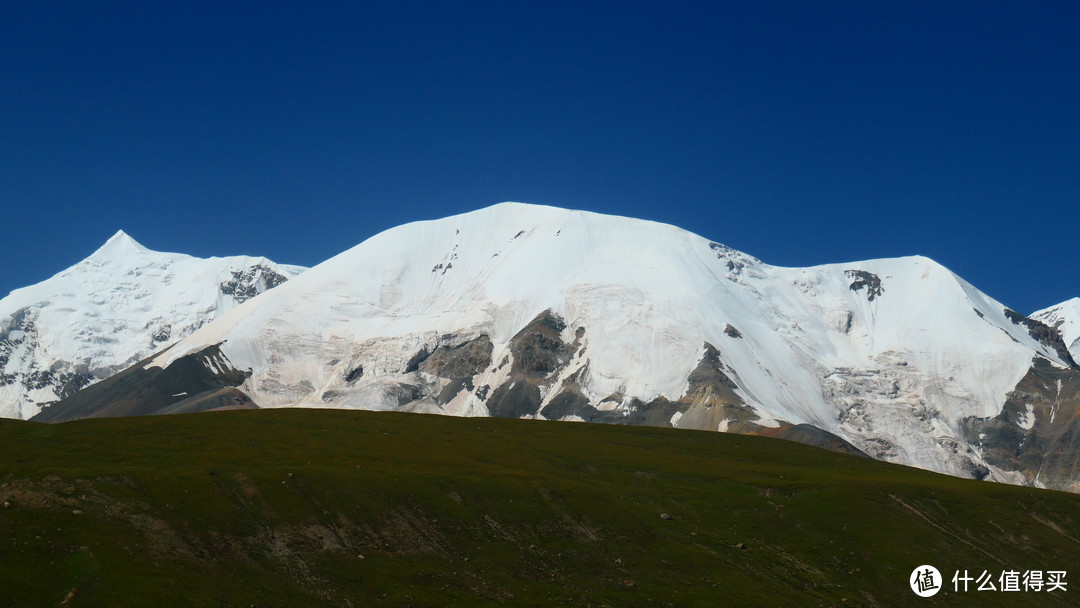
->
[2,1,1077,314]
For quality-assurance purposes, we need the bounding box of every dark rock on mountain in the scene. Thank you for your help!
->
[157,387,258,415]
[1003,309,1077,368]
[487,379,542,419]
[419,335,493,380]
[344,365,364,383]
[845,270,884,301]
[509,310,572,376]
[33,344,251,423]
[219,265,290,304]
[962,357,1080,492]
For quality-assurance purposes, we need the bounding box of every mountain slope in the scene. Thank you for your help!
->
[36,204,1080,491]
[0,231,305,419]
[2,409,1078,607]
[1034,298,1080,361]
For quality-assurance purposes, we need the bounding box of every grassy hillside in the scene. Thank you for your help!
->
[0,409,1076,607]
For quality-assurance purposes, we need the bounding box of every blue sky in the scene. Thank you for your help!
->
[2,1,1077,314]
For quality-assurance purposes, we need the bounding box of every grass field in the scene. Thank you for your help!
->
[0,409,1076,607]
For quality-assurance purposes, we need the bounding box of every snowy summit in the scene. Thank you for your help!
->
[33,203,1080,492]
[0,231,305,419]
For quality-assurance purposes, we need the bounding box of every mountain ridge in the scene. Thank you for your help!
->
[30,203,1080,492]
[1033,298,1080,362]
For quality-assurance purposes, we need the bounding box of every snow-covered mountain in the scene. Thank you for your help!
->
[1033,298,1080,362]
[34,205,1080,492]
[0,231,305,419]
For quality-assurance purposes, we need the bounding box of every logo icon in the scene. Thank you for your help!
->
[911,565,942,597]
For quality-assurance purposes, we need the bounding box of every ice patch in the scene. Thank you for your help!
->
[1016,403,1035,430]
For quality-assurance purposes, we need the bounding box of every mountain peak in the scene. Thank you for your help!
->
[1033,297,1080,320]
[1032,297,1080,362]
[88,230,152,259]
[19,204,1080,492]
[0,230,306,420]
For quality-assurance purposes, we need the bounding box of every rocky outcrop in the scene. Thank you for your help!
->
[674,342,757,427]
[33,344,252,423]
[487,312,570,418]
[157,387,258,415]
[845,270,884,301]
[527,335,861,456]
[1003,309,1077,368]
[961,357,1080,493]
[32,301,1068,484]
[0,307,97,411]
[419,335,493,380]
[1031,299,1080,362]
[218,265,290,304]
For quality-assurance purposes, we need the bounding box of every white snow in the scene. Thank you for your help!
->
[141,202,1064,483]
[2,202,1064,489]
[1016,403,1035,430]
[1032,297,1080,361]
[0,230,305,419]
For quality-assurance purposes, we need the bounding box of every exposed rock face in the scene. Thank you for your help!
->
[0,308,95,402]
[488,312,569,418]
[219,265,290,304]
[487,378,543,419]
[1031,298,1080,362]
[435,316,865,456]
[506,311,571,377]
[962,357,1080,493]
[157,387,258,415]
[35,299,1062,482]
[420,335,493,405]
[419,335,493,380]
[845,270,884,301]
[1004,309,1077,368]
[33,344,252,422]
[344,366,364,383]
[28,205,1080,490]
[676,343,754,425]
[0,308,96,402]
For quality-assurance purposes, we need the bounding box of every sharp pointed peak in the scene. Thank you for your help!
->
[88,229,152,259]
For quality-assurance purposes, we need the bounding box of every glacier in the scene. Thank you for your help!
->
[61,202,1067,490]
[24,204,1080,491]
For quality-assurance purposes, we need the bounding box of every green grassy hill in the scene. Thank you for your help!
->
[0,410,1076,607]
